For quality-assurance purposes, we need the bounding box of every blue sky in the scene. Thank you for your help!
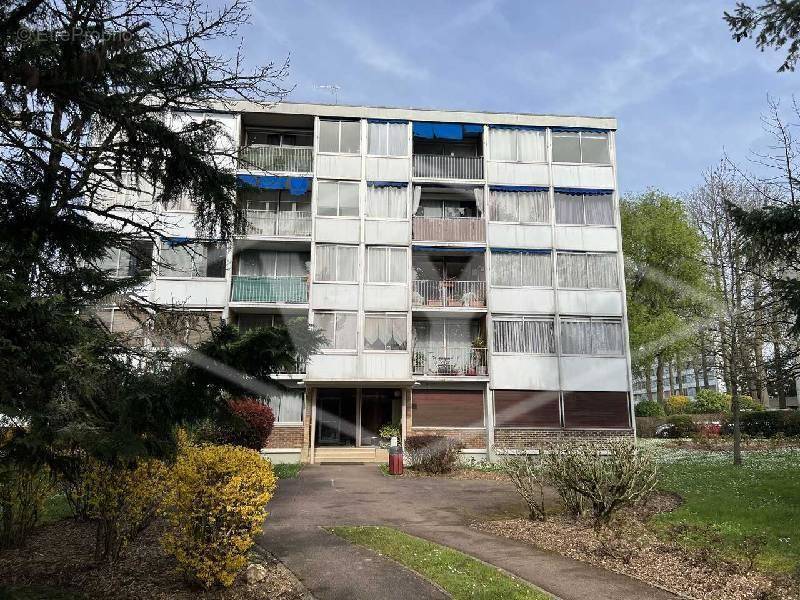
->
[229,0,797,194]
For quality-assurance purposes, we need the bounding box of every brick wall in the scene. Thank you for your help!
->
[494,428,635,450]
[264,425,304,448]
[406,428,487,449]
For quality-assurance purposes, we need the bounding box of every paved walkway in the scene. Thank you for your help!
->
[258,465,677,600]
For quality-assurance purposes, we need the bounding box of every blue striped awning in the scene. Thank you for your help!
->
[412,122,483,140]
[237,174,311,196]
[368,181,408,188]
[489,185,549,193]
[491,248,551,255]
[413,246,485,253]
[554,187,614,196]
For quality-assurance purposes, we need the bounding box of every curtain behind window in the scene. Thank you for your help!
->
[587,254,618,288]
[585,195,614,225]
[488,128,516,161]
[592,320,623,354]
[557,253,588,288]
[367,186,406,218]
[520,253,552,286]
[517,130,546,162]
[555,193,584,224]
[561,319,591,354]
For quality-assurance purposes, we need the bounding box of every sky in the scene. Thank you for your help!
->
[223,0,798,194]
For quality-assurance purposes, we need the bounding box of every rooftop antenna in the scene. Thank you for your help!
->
[316,84,341,105]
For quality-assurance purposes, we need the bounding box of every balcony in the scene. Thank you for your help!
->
[413,280,486,308]
[244,209,312,237]
[239,145,313,173]
[412,347,488,377]
[413,154,483,180]
[230,275,308,304]
[412,216,485,243]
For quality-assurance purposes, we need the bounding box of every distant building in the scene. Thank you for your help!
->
[632,366,722,404]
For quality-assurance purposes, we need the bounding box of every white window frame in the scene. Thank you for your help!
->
[488,128,547,163]
[366,246,407,284]
[264,390,305,425]
[316,180,360,218]
[490,251,553,288]
[559,316,624,356]
[315,310,358,352]
[363,312,408,352]
[158,241,226,280]
[314,244,359,283]
[551,130,611,165]
[367,121,409,157]
[365,184,409,220]
[318,119,361,155]
[556,251,619,290]
[554,192,615,227]
[492,315,556,355]
[488,189,551,224]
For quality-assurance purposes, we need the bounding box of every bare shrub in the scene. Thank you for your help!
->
[405,435,464,474]
[495,451,547,521]
[544,440,657,525]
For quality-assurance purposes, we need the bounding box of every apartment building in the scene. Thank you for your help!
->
[99,101,634,464]
[632,366,723,404]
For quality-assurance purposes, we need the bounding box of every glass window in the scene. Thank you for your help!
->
[160,241,226,278]
[318,120,340,153]
[489,190,549,223]
[560,318,623,355]
[340,121,361,153]
[316,181,359,217]
[491,251,552,287]
[368,122,408,156]
[265,390,304,423]
[493,316,555,353]
[557,252,618,289]
[555,192,614,225]
[320,119,360,153]
[552,132,582,162]
[315,244,358,282]
[366,185,407,218]
[552,131,610,164]
[366,247,407,283]
[316,311,357,350]
[364,313,407,351]
[488,128,546,162]
[580,133,610,164]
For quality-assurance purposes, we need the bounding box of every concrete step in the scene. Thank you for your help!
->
[314,447,389,464]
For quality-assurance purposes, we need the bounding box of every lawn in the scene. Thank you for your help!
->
[272,463,302,479]
[329,526,551,600]
[650,444,800,572]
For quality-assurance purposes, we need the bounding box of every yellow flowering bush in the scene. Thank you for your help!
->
[162,444,277,588]
[665,394,691,415]
[84,457,170,561]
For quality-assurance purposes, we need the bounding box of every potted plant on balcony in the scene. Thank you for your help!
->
[437,355,454,375]
[471,335,487,376]
[378,422,402,448]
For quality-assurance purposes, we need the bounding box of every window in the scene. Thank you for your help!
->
[245,129,313,147]
[555,192,614,225]
[314,244,358,282]
[366,247,407,283]
[494,390,560,427]
[315,311,357,350]
[319,119,360,153]
[98,241,154,277]
[491,251,552,287]
[366,184,407,218]
[489,189,549,223]
[552,131,610,164]
[411,389,484,427]
[562,391,630,429]
[264,390,304,423]
[364,313,407,351]
[488,128,546,162]
[163,194,194,212]
[236,250,309,277]
[367,121,408,156]
[242,189,311,212]
[557,252,618,289]
[493,316,555,353]
[560,318,624,355]
[317,180,359,217]
[160,241,226,278]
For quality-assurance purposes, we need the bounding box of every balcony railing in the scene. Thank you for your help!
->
[239,145,313,173]
[412,216,485,243]
[412,280,486,308]
[413,154,483,180]
[274,355,307,374]
[244,209,312,237]
[231,276,308,303]
[412,347,488,376]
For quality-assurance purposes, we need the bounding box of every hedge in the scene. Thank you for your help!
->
[739,411,800,438]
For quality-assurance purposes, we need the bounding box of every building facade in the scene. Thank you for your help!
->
[100,102,634,463]
[632,366,723,404]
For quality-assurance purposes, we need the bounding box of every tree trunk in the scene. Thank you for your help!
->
[656,355,665,404]
[700,331,710,389]
[692,358,701,397]
[667,361,675,397]
[676,354,685,396]
[645,364,654,402]
[773,321,787,409]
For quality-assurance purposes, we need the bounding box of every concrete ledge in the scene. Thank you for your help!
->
[260,448,302,464]
[459,449,488,464]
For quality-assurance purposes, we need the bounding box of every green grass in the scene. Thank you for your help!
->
[0,585,85,600]
[329,526,551,600]
[650,444,800,572]
[273,463,302,479]
[40,494,72,524]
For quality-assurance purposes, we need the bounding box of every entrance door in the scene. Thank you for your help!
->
[360,389,400,447]
[315,389,357,446]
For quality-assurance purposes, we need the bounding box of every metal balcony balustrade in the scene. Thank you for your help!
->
[230,275,308,303]
[412,346,488,376]
[244,209,312,237]
[412,216,485,242]
[412,280,486,308]
[239,145,313,173]
[412,154,483,180]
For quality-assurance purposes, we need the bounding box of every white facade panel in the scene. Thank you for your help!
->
[314,217,361,244]
[486,161,549,186]
[311,283,359,310]
[487,223,552,248]
[490,287,555,313]
[153,278,227,307]
[363,284,408,311]
[306,352,410,382]
[557,290,623,315]
[366,157,410,182]
[554,226,618,251]
[551,164,615,189]
[364,219,411,245]
[559,357,629,391]
[315,154,362,180]
[491,355,559,389]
